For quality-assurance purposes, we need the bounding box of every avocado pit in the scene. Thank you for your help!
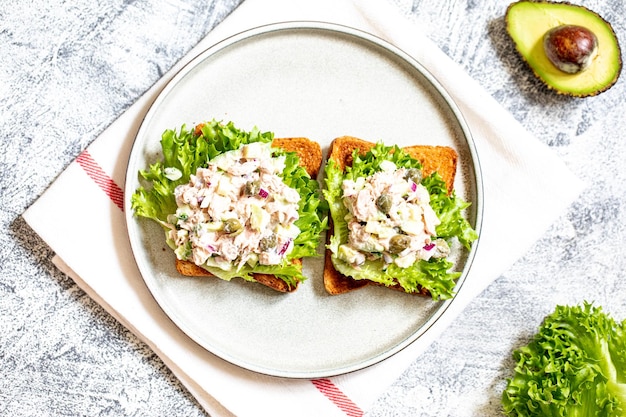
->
[543,24,598,74]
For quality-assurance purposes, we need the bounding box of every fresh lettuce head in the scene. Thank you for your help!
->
[131,119,327,289]
[323,142,477,300]
[502,302,626,417]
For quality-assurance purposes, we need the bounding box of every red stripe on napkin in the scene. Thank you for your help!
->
[76,150,124,211]
[311,379,363,417]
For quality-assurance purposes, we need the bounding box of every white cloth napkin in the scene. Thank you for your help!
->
[23,0,585,416]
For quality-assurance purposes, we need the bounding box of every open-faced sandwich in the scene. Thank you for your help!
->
[131,120,327,292]
[323,136,478,300]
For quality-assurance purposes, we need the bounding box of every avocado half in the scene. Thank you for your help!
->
[506,0,622,97]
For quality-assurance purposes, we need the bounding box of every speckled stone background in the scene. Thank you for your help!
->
[3,0,626,416]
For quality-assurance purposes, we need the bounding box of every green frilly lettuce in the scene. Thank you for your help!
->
[131,120,327,289]
[323,142,477,300]
[502,302,626,417]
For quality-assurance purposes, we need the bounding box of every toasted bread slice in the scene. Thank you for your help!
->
[176,257,303,293]
[175,136,322,293]
[323,136,457,296]
[272,138,323,178]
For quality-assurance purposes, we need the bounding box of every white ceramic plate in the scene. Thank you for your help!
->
[125,22,482,378]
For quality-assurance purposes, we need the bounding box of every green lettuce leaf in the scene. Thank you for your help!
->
[323,142,477,300]
[502,302,626,417]
[200,262,304,289]
[130,119,326,288]
[422,173,478,249]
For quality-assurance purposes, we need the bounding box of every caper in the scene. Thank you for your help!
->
[222,218,242,234]
[388,234,410,254]
[376,194,392,214]
[405,168,422,184]
[259,234,277,251]
[243,180,261,196]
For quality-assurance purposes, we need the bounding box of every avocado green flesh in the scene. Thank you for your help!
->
[506,1,622,97]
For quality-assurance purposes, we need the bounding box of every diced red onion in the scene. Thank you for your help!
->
[423,243,435,251]
[278,239,292,255]
[206,244,216,252]
[410,181,417,192]
[258,188,269,198]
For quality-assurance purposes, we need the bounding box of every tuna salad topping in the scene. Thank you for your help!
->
[338,160,449,269]
[165,141,301,271]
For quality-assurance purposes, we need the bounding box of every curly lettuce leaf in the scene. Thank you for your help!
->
[422,173,478,249]
[327,233,459,299]
[323,142,477,300]
[345,143,422,180]
[130,119,326,287]
[280,150,328,260]
[502,302,626,417]
[200,262,304,289]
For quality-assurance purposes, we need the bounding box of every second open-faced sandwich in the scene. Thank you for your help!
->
[323,136,478,300]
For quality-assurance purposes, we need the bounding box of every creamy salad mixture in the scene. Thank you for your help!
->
[337,160,449,269]
[165,142,301,271]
